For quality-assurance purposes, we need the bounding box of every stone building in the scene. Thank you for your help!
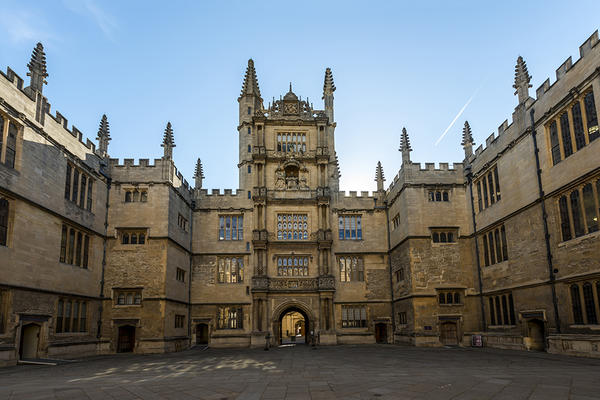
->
[1,30,599,365]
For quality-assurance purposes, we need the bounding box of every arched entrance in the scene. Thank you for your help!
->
[440,322,459,346]
[527,319,546,351]
[117,325,136,353]
[19,323,40,359]
[196,323,209,345]
[274,306,311,346]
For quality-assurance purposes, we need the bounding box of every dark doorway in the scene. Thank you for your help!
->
[19,324,40,359]
[527,319,546,351]
[278,307,309,345]
[196,323,209,345]
[440,322,459,346]
[117,325,136,353]
[374,323,387,343]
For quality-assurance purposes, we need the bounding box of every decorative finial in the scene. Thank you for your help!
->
[239,59,261,99]
[161,122,176,159]
[513,56,532,104]
[375,161,385,192]
[194,158,205,189]
[323,67,336,97]
[399,127,412,164]
[461,120,474,159]
[27,42,48,93]
[290,82,292,92]
[96,114,111,158]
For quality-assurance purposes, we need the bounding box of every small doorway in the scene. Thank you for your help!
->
[196,323,209,345]
[281,311,306,344]
[527,319,546,351]
[375,323,387,343]
[440,322,459,346]
[19,324,40,359]
[117,325,136,353]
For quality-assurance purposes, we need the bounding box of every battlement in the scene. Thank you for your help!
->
[197,189,244,197]
[387,162,465,195]
[0,66,97,153]
[109,158,192,192]
[337,190,375,198]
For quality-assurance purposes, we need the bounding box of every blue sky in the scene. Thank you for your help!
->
[1,1,599,191]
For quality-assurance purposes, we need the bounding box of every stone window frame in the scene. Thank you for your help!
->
[427,190,450,202]
[430,227,458,244]
[0,195,14,248]
[391,214,400,230]
[338,255,364,282]
[216,306,243,330]
[59,223,91,269]
[556,176,600,243]
[338,214,363,240]
[176,267,186,283]
[177,213,188,232]
[0,290,9,335]
[394,267,404,282]
[217,256,244,283]
[545,87,599,166]
[114,289,142,306]
[341,305,367,328]
[475,165,501,212]
[56,297,88,334]
[174,314,185,329]
[277,213,309,241]
[277,255,309,277]
[218,214,244,241]
[123,187,148,203]
[0,111,23,170]
[437,289,463,306]
[487,293,516,327]
[480,224,508,267]
[64,161,94,212]
[397,311,407,326]
[276,132,307,153]
[118,228,148,246]
[568,280,600,326]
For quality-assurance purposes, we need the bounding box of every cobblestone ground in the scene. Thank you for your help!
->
[1,345,600,400]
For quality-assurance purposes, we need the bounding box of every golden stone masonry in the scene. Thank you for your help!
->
[1,31,600,366]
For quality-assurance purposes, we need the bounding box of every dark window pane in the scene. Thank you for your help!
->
[83,235,89,268]
[125,191,132,202]
[583,283,598,324]
[571,285,584,324]
[488,173,495,204]
[570,190,585,237]
[0,198,8,247]
[56,300,63,333]
[443,192,449,201]
[572,102,586,150]
[559,196,572,241]
[584,91,598,142]
[439,293,445,304]
[59,225,67,262]
[446,293,453,304]
[500,225,508,261]
[560,112,573,158]
[494,229,502,263]
[131,233,137,245]
[582,184,598,233]
[549,121,561,165]
[482,178,489,208]
[495,297,502,325]
[489,298,496,325]
[454,293,460,304]
[508,294,516,325]
[488,232,496,264]
[79,175,87,207]
[122,233,129,244]
[433,232,439,243]
[482,235,489,266]
[75,232,82,266]
[477,182,482,211]
[493,167,501,201]
[5,123,17,168]
[72,169,79,202]
[64,164,72,199]
[68,229,75,264]
[501,295,509,325]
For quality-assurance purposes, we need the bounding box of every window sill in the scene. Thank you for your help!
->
[558,230,600,248]
[439,304,463,307]
[217,282,245,284]
[487,325,517,329]
[114,304,142,308]
[568,324,600,330]
[54,332,89,336]
[431,242,457,246]
[483,260,509,269]
[59,262,89,270]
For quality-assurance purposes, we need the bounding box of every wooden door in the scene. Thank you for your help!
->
[440,322,458,345]
[20,324,40,359]
[196,323,208,345]
[117,326,135,353]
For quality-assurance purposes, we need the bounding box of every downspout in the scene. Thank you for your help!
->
[97,167,111,341]
[383,200,396,339]
[466,167,486,332]
[529,108,561,333]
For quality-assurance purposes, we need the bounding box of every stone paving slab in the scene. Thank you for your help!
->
[1,345,600,399]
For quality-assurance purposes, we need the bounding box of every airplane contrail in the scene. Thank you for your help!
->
[434,84,483,146]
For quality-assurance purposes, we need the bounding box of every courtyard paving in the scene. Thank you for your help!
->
[0,345,599,400]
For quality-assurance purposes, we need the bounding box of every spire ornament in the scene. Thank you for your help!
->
[161,122,175,159]
[240,59,261,99]
[27,42,48,93]
[194,158,205,189]
[96,114,111,158]
[399,127,412,164]
[513,56,532,104]
[461,121,474,159]
[375,161,385,192]
[323,67,336,122]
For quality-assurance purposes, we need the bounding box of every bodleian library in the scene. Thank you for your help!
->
[0,30,600,366]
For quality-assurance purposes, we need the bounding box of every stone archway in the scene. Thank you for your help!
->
[272,301,316,346]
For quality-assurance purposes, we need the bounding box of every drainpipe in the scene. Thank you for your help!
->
[466,168,486,332]
[529,108,561,333]
[97,169,111,342]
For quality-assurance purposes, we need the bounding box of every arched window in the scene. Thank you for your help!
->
[447,232,454,243]
[131,233,137,244]
[454,293,460,304]
[442,192,449,201]
[132,190,140,202]
[440,232,447,243]
[139,233,145,244]
[134,293,142,305]
[433,232,439,243]
[446,293,453,304]
[122,233,129,244]
[428,191,434,201]
[140,191,148,202]
[582,282,598,324]
[439,293,445,304]
[126,293,134,305]
[117,293,125,305]
[125,191,132,202]
[435,191,441,201]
